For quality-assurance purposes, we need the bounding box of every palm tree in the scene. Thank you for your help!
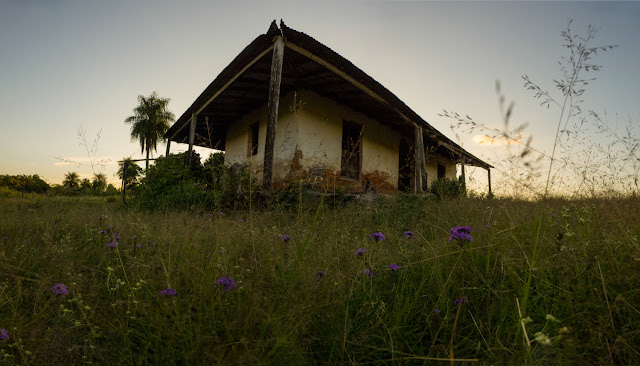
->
[92,173,107,193]
[63,171,80,190]
[125,92,175,172]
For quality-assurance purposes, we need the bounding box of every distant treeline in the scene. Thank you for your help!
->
[0,174,119,197]
[0,174,50,193]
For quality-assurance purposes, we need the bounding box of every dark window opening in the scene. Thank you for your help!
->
[249,122,259,156]
[437,163,446,179]
[398,139,412,191]
[340,121,363,180]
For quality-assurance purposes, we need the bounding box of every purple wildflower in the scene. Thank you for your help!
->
[238,219,244,223]
[454,296,470,305]
[99,230,106,234]
[354,247,366,256]
[315,270,326,280]
[136,244,142,248]
[219,212,225,216]
[112,232,121,242]
[364,269,374,278]
[108,242,116,248]
[434,309,441,314]
[132,235,137,239]
[403,231,414,239]
[552,213,557,218]
[280,235,292,243]
[160,288,177,297]
[370,232,385,242]
[448,226,473,244]
[215,277,237,292]
[485,224,491,229]
[0,328,8,341]
[2,236,7,240]
[51,283,69,295]
[387,264,401,271]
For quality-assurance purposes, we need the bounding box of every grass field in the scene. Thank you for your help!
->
[1,195,639,365]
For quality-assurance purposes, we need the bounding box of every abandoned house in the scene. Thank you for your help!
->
[164,20,492,193]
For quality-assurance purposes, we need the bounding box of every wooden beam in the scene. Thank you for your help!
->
[187,113,196,166]
[286,42,391,106]
[414,125,427,193]
[169,44,275,141]
[263,36,285,189]
[488,168,492,196]
[165,140,171,157]
[461,158,466,190]
[286,41,433,132]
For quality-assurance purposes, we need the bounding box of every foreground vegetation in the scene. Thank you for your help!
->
[0,195,638,365]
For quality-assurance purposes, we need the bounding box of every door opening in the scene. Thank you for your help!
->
[340,121,363,180]
[398,139,412,191]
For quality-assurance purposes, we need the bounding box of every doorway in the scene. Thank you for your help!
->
[340,121,363,180]
[398,139,412,191]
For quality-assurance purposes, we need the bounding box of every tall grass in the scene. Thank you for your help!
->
[1,195,638,365]
[446,20,631,199]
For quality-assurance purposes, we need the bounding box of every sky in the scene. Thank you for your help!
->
[1,1,638,189]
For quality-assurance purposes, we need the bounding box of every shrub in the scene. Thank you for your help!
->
[134,152,257,210]
[430,177,466,199]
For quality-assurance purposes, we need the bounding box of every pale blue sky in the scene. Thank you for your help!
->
[1,1,638,186]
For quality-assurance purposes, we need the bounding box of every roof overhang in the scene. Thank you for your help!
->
[164,20,492,169]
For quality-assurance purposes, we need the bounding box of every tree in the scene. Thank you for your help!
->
[124,92,175,172]
[117,157,143,191]
[105,184,119,195]
[63,171,80,190]
[92,173,107,193]
[80,178,92,193]
[0,174,50,193]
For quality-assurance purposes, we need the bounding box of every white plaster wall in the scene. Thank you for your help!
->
[294,90,342,172]
[224,105,265,167]
[224,93,298,184]
[425,153,457,188]
[293,89,401,186]
[361,118,400,185]
[225,88,431,189]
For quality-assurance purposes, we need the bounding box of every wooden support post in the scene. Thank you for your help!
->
[487,168,492,196]
[461,158,466,192]
[187,113,196,166]
[263,35,285,189]
[121,160,128,204]
[414,125,427,193]
[165,140,171,157]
